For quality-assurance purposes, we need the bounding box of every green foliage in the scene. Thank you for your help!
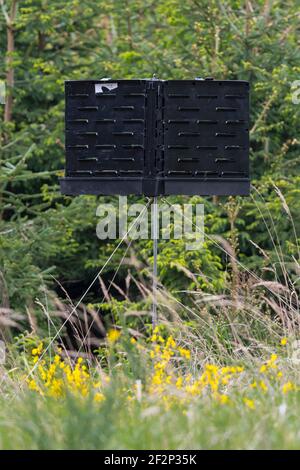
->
[1,380,300,449]
[0,0,299,334]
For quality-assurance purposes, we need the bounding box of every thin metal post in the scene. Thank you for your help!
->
[152,196,158,327]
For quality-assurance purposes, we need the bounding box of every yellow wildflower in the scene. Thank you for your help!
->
[221,375,231,385]
[178,347,191,360]
[49,378,63,398]
[28,379,40,392]
[94,392,105,402]
[243,397,255,410]
[153,326,160,335]
[176,377,183,389]
[260,364,267,373]
[259,381,268,392]
[185,373,192,383]
[205,364,219,375]
[166,336,176,349]
[107,329,121,344]
[218,394,230,405]
[281,337,288,346]
[186,383,200,396]
[282,381,295,394]
[151,373,163,386]
[267,354,278,369]
[54,355,61,365]
[32,342,43,356]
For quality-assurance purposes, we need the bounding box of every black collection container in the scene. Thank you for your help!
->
[60,78,250,197]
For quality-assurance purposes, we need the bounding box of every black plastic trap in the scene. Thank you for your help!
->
[60,78,250,196]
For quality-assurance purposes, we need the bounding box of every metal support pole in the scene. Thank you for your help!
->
[152,196,158,327]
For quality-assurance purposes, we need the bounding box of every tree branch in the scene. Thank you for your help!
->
[3,0,18,123]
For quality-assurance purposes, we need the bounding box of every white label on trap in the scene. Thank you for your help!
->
[95,83,118,94]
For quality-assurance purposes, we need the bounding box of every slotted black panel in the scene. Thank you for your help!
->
[60,78,250,196]
[63,80,147,194]
[163,80,249,195]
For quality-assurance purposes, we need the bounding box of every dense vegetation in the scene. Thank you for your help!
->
[0,0,299,450]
